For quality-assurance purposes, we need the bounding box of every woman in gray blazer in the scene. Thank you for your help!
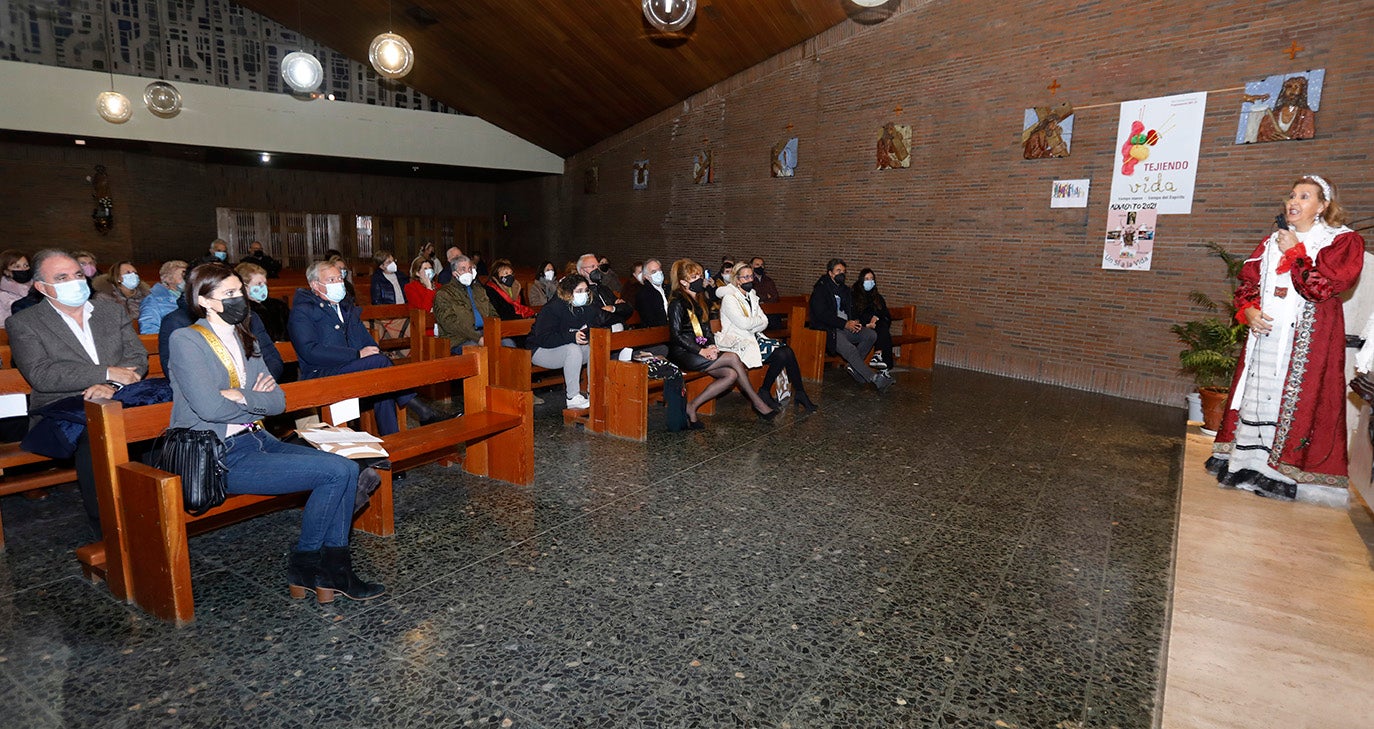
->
[167,263,384,603]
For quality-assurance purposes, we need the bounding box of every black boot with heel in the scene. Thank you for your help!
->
[315,546,386,603]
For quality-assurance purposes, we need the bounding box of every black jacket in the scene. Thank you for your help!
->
[808,273,854,331]
[526,299,605,350]
[590,283,633,327]
[369,271,410,306]
[239,252,282,278]
[666,294,714,361]
[635,283,671,328]
[851,287,891,326]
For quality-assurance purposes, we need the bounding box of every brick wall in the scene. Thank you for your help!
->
[552,0,1374,405]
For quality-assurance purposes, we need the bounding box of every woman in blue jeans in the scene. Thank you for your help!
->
[166,263,384,603]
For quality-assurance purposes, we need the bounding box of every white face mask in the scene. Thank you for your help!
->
[384,262,397,274]
[422,268,434,280]
[48,278,91,307]
[457,272,476,287]
[323,281,347,303]
[543,270,555,281]
[721,272,732,283]
[120,272,140,289]
[649,270,664,286]
[572,291,590,307]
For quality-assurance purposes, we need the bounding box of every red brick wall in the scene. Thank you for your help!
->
[554,0,1374,405]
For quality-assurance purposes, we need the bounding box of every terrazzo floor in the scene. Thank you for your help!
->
[0,366,1182,728]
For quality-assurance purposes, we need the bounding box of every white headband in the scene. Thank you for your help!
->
[1304,174,1333,201]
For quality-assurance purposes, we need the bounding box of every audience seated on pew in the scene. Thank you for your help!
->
[713,256,736,289]
[635,258,671,328]
[239,240,282,278]
[0,249,33,328]
[193,238,231,267]
[667,258,777,428]
[527,274,601,410]
[527,261,558,307]
[578,253,633,328]
[718,262,816,413]
[808,258,893,393]
[237,262,290,342]
[138,259,188,334]
[370,249,408,306]
[749,255,781,304]
[404,255,438,313]
[852,267,896,372]
[435,246,463,285]
[74,251,100,283]
[597,256,623,295]
[484,258,534,320]
[434,255,508,351]
[168,263,383,603]
[159,269,283,381]
[289,260,442,435]
[93,260,150,321]
[10,249,148,537]
[621,261,644,310]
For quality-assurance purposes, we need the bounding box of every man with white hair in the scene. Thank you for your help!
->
[577,253,632,327]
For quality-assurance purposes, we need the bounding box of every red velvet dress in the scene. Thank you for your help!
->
[1211,228,1365,496]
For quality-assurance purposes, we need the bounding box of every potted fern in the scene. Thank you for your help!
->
[1170,242,1247,434]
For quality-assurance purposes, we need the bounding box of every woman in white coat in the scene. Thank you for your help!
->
[716,262,816,412]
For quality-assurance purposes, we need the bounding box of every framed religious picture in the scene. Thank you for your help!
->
[1235,69,1324,144]
[876,123,911,170]
[632,159,649,190]
[1022,103,1074,159]
[693,148,713,184]
[771,137,797,177]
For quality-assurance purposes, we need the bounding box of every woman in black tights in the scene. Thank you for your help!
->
[716,262,816,412]
[665,259,777,429]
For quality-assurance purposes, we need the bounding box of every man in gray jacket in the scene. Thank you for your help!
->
[10,249,148,536]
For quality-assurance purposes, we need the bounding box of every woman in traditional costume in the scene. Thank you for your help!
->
[1206,175,1364,501]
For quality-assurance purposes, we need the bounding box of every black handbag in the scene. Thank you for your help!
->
[155,427,229,516]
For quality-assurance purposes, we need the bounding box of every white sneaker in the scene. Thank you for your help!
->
[869,354,888,370]
[566,394,591,410]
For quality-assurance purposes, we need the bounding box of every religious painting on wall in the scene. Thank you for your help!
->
[1022,103,1074,159]
[1103,202,1157,271]
[875,123,911,170]
[632,159,649,190]
[1109,91,1207,215]
[771,137,798,177]
[693,148,714,184]
[584,165,599,194]
[1050,178,1090,208]
[1235,69,1324,144]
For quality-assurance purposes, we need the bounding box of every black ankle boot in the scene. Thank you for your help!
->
[795,392,818,413]
[316,546,386,603]
[756,386,781,411]
[404,398,450,425]
[287,549,322,600]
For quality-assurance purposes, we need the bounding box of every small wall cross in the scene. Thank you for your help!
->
[1285,41,1303,60]
[1047,78,1062,95]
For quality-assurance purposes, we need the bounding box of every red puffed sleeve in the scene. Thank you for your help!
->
[1233,240,1265,325]
[1290,231,1366,303]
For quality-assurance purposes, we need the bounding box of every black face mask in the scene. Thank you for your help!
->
[598,263,611,272]
[833,272,846,287]
[688,278,706,294]
[740,281,755,293]
[251,250,264,258]
[499,275,515,287]
[589,268,603,283]
[218,296,250,325]
[752,267,765,278]
[10,269,32,284]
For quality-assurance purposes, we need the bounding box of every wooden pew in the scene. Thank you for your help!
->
[358,303,411,359]
[483,315,577,402]
[583,326,717,442]
[791,304,938,382]
[75,350,532,625]
[0,369,77,551]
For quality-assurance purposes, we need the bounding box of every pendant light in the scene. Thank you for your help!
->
[369,1,414,79]
[95,4,132,123]
[281,0,324,93]
[643,0,697,33]
[142,6,182,118]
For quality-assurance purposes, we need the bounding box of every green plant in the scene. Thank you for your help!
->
[1170,242,1248,390]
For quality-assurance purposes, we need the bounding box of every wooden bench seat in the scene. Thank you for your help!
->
[792,304,938,382]
[0,369,77,551]
[582,326,717,441]
[75,350,532,625]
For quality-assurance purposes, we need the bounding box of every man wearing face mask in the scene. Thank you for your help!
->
[157,263,283,382]
[289,261,445,434]
[596,256,623,296]
[808,258,892,392]
[239,240,282,278]
[434,255,504,350]
[137,259,189,334]
[577,253,633,328]
[195,239,231,267]
[435,246,464,285]
[9,249,149,536]
[634,258,672,328]
[748,256,780,304]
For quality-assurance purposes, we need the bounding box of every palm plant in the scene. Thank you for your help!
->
[1171,242,1247,390]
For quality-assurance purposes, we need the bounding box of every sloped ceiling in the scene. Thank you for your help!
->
[235,0,857,158]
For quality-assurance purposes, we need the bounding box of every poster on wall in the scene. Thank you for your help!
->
[1102,202,1157,271]
[1022,103,1075,159]
[876,123,911,170]
[1109,91,1206,215]
[1235,69,1324,144]
[632,159,649,190]
[1050,179,1090,208]
[693,148,714,184]
[771,137,798,177]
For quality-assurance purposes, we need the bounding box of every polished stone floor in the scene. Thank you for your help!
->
[0,366,1182,728]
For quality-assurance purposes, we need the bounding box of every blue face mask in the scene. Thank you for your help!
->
[212,250,227,261]
[48,278,91,307]
[324,282,347,303]
[649,270,664,286]
[248,283,269,302]
[572,291,590,307]
[863,280,876,292]
[120,272,140,290]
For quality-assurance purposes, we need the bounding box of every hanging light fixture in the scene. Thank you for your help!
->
[643,0,697,33]
[95,4,132,123]
[144,81,182,118]
[281,0,324,94]
[369,1,414,79]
